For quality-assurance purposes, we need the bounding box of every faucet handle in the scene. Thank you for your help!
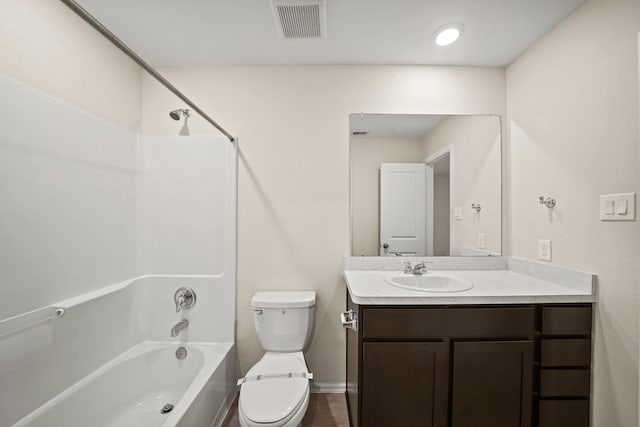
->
[412,261,432,275]
[175,295,185,313]
[174,287,197,313]
[415,261,432,267]
[401,261,413,274]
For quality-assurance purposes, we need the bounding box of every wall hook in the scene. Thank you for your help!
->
[471,203,482,212]
[539,196,556,208]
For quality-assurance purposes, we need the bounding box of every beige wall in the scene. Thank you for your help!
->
[423,116,502,255]
[506,0,640,425]
[0,0,142,131]
[141,65,506,385]
[350,137,424,256]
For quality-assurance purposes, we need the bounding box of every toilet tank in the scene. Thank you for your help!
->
[251,291,316,352]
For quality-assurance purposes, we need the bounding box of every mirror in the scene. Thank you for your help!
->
[350,114,501,257]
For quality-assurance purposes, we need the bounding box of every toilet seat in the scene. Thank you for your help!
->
[239,352,310,427]
[239,386,309,427]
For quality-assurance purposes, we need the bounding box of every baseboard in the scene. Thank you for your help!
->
[310,382,346,393]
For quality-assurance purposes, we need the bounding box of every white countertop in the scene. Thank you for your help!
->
[344,270,596,305]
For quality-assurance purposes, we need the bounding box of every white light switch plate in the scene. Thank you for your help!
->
[600,192,636,221]
[454,207,463,220]
[538,239,552,261]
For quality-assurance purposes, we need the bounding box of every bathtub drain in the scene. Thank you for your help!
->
[176,346,187,360]
[161,404,174,414]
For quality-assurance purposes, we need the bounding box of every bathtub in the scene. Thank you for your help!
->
[13,341,236,427]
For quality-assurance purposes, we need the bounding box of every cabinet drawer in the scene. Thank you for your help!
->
[541,339,591,367]
[542,306,592,336]
[539,400,589,427]
[362,307,535,339]
[540,369,590,397]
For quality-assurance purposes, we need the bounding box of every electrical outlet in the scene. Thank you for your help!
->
[477,233,485,249]
[538,239,552,261]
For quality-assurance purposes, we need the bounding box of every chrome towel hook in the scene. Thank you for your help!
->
[539,196,557,208]
[471,203,482,212]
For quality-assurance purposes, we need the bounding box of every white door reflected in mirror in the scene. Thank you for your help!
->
[379,163,428,256]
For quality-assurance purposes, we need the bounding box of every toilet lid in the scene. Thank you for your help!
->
[240,354,309,424]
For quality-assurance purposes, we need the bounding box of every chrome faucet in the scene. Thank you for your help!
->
[170,319,189,338]
[402,261,431,275]
[412,262,429,275]
[174,287,196,313]
[402,261,413,274]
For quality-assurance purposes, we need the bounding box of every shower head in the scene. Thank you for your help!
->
[169,108,192,121]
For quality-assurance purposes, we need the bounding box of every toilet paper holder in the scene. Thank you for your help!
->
[341,310,358,331]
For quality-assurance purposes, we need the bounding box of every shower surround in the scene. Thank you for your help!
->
[0,75,237,426]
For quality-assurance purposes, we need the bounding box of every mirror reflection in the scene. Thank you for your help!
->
[350,114,501,257]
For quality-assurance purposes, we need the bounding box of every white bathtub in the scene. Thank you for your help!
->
[13,341,236,427]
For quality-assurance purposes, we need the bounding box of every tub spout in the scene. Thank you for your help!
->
[170,319,189,338]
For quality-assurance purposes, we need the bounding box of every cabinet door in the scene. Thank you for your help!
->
[451,341,533,427]
[361,341,447,427]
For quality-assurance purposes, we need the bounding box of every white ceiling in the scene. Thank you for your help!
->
[75,0,584,66]
[350,114,445,139]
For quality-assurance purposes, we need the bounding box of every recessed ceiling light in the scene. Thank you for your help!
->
[433,22,465,47]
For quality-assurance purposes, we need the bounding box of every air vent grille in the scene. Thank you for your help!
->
[271,0,326,39]
[352,131,369,136]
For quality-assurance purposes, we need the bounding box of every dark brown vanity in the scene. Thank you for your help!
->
[345,295,593,427]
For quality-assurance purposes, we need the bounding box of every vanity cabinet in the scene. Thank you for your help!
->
[345,296,592,427]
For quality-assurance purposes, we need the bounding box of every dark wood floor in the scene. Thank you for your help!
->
[221,393,349,427]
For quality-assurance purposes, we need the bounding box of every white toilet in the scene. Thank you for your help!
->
[238,291,316,427]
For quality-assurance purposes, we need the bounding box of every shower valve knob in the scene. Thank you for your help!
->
[174,287,197,312]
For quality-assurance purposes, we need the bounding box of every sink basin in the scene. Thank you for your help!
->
[385,273,473,293]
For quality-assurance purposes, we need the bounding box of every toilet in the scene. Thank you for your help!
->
[238,291,316,427]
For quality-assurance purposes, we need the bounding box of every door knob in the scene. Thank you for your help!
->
[382,243,389,249]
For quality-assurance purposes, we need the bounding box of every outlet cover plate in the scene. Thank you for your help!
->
[477,233,485,249]
[538,239,552,261]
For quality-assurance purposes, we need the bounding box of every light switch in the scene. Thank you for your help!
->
[601,192,636,221]
[616,199,628,215]
[605,200,615,215]
[454,207,463,220]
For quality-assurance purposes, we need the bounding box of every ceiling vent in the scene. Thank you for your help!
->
[270,0,326,39]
